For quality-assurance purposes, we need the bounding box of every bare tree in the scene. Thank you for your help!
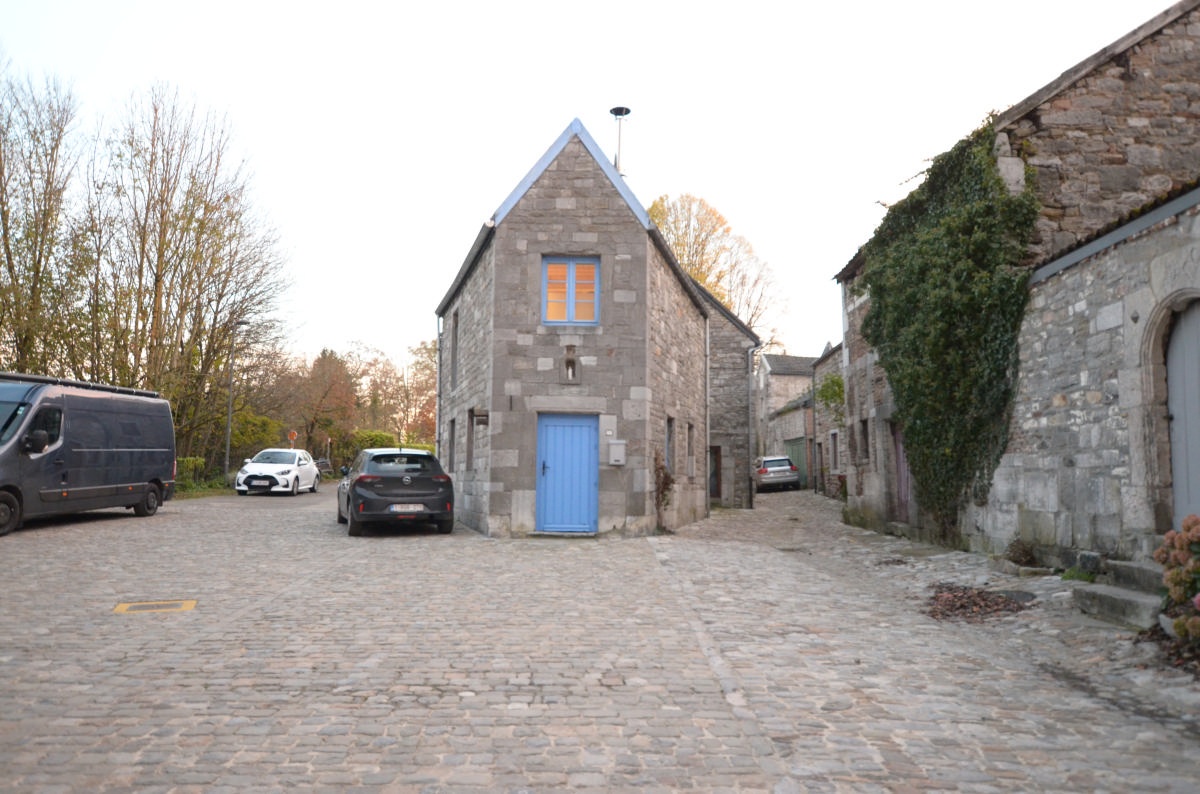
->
[76,86,286,459]
[0,70,77,372]
[648,193,781,347]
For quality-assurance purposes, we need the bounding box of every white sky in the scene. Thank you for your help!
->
[0,0,1167,366]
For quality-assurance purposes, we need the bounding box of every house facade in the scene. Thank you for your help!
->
[838,0,1200,565]
[699,283,762,510]
[810,343,846,500]
[435,119,758,538]
[756,354,816,462]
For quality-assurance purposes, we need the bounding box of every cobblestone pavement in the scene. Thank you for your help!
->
[1,488,1198,792]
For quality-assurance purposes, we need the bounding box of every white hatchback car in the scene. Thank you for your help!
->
[236,448,322,496]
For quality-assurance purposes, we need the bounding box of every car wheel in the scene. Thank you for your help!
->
[437,518,453,534]
[236,489,247,496]
[290,478,299,496]
[310,475,319,494]
[347,508,364,537]
[133,484,160,517]
[0,492,20,536]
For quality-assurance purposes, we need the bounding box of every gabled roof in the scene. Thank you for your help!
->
[762,354,817,376]
[493,118,650,228]
[437,118,707,319]
[689,278,761,347]
[993,0,1200,130]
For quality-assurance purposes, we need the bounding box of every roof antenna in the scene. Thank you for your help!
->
[610,106,630,176]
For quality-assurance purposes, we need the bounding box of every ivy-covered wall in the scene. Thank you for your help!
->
[849,125,1040,540]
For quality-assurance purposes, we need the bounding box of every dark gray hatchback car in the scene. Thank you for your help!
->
[336,448,454,536]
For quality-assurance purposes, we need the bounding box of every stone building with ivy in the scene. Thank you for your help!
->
[835,1,1200,577]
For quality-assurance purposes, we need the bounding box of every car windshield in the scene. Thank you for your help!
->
[253,450,297,465]
[765,458,792,468]
[0,401,29,444]
[368,454,434,474]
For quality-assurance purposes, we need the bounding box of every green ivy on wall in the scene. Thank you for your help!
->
[814,373,845,426]
[856,122,1039,538]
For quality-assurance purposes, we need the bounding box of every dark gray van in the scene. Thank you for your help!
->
[0,372,176,536]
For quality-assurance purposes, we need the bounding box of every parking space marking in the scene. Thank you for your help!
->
[112,600,197,614]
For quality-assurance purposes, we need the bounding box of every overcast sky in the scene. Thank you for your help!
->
[0,1,1167,366]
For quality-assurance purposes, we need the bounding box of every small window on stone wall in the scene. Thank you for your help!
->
[860,418,869,462]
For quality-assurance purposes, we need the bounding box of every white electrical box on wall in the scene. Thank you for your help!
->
[608,440,626,466]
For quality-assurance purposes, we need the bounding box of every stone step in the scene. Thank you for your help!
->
[1072,583,1163,630]
[1102,559,1164,595]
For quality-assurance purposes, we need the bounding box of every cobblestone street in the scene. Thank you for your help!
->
[2,488,1198,792]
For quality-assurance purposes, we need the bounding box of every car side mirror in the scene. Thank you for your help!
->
[243,459,252,466]
[340,465,350,476]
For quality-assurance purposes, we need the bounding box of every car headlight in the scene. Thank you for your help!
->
[237,468,248,476]
[277,468,293,476]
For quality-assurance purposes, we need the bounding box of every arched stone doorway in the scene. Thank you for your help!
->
[1144,290,1200,535]
[1167,299,1200,529]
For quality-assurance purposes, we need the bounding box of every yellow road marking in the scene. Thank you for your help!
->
[113,600,197,614]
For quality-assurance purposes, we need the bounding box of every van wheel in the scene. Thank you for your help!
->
[134,485,160,517]
[0,492,20,536]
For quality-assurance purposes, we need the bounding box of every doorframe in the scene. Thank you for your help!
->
[1142,289,1200,534]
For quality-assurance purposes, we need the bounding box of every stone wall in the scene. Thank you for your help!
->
[965,201,1200,563]
[707,307,756,508]
[998,4,1200,265]
[812,342,848,501]
[956,4,1200,562]
[839,283,890,522]
[438,244,495,534]
[647,244,710,529]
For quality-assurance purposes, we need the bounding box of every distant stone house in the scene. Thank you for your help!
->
[756,354,816,460]
[836,1,1200,566]
[435,119,759,538]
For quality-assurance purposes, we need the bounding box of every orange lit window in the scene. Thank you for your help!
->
[542,258,599,325]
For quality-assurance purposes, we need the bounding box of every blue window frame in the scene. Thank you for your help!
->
[542,257,599,325]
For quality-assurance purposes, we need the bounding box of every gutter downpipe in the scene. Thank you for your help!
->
[747,341,762,508]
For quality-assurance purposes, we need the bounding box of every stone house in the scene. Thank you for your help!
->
[435,119,759,538]
[756,354,816,454]
[810,343,846,499]
[763,393,813,488]
[697,281,762,510]
[836,1,1200,570]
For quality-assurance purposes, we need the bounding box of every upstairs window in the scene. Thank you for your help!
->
[543,257,599,325]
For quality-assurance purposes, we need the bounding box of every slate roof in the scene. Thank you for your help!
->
[762,354,817,377]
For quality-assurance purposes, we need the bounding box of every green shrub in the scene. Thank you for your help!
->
[176,457,208,488]
[1061,566,1095,583]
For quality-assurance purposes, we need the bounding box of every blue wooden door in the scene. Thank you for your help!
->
[1168,301,1200,529]
[536,414,598,533]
